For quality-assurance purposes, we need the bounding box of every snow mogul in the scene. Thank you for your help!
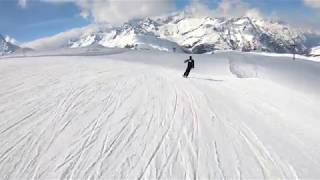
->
[183,56,195,78]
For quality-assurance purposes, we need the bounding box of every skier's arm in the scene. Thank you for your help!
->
[184,60,189,63]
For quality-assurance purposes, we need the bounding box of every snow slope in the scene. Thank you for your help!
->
[309,46,320,57]
[1,49,320,179]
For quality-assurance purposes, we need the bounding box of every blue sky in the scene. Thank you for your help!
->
[0,1,89,42]
[0,0,319,43]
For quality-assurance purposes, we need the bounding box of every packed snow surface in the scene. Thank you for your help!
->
[1,48,320,179]
[310,46,320,57]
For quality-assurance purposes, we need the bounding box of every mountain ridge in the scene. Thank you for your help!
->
[22,12,320,55]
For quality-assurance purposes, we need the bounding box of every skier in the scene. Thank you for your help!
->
[183,56,195,78]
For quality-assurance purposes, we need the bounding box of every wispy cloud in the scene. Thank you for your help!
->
[35,0,175,24]
[186,0,265,19]
[186,0,320,32]
[5,35,19,45]
[75,0,175,24]
[303,0,320,9]
[22,25,91,49]
[18,0,27,8]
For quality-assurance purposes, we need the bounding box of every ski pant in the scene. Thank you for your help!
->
[183,67,192,77]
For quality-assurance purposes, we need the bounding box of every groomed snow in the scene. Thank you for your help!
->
[0,49,320,179]
[310,46,320,57]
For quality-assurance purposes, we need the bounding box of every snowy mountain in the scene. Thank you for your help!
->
[0,34,20,55]
[23,12,319,54]
[149,13,308,54]
[4,35,18,45]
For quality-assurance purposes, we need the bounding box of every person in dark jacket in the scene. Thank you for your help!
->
[183,56,195,78]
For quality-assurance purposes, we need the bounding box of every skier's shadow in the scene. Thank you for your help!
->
[188,76,224,82]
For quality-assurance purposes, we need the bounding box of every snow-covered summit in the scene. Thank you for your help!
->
[151,13,308,53]
[23,13,319,54]
[0,34,19,55]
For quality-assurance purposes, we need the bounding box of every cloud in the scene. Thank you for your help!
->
[185,0,265,19]
[35,0,174,24]
[18,0,27,8]
[77,0,175,24]
[271,10,320,33]
[303,0,320,9]
[214,0,251,17]
[184,0,317,33]
[18,0,264,24]
[183,1,211,17]
[22,26,90,49]
[5,35,19,45]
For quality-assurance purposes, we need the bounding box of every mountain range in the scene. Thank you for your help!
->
[3,12,320,56]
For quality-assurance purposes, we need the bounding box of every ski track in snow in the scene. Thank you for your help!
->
[0,53,320,179]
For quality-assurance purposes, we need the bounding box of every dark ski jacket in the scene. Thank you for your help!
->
[184,59,194,69]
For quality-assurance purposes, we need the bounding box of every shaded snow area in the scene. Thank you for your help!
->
[1,49,320,179]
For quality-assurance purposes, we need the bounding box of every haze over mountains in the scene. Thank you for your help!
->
[2,12,320,56]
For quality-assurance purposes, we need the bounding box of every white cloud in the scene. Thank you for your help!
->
[22,26,90,49]
[5,35,19,45]
[18,0,27,8]
[214,0,250,17]
[185,0,265,19]
[19,0,264,24]
[75,0,174,24]
[303,0,320,9]
[35,0,174,24]
[245,8,264,19]
[183,1,211,17]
